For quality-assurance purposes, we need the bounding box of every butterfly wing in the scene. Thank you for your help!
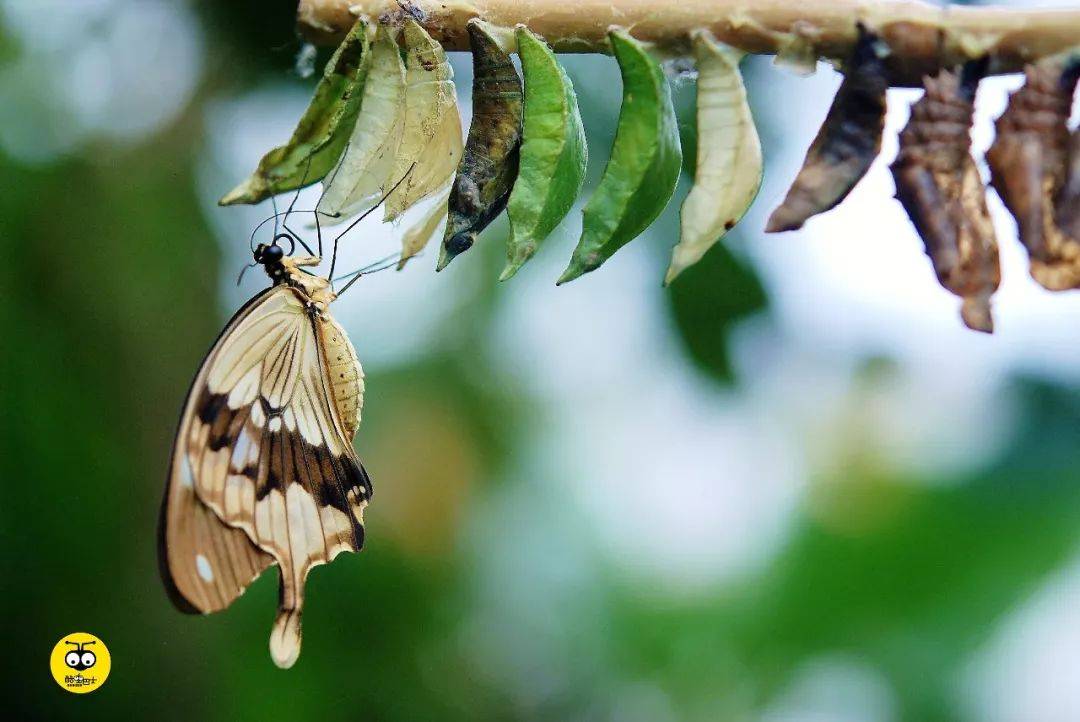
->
[159,284,371,668]
[159,289,279,615]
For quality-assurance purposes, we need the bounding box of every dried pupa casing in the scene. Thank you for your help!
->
[766,24,889,233]
[220,18,370,205]
[437,19,523,271]
[383,18,463,222]
[891,64,1000,333]
[399,182,451,269]
[666,30,762,285]
[987,58,1080,290]
[318,24,408,223]
[1057,127,1080,241]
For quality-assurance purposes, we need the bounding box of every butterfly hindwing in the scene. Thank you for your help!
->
[157,456,276,615]
[159,282,370,668]
[159,288,281,616]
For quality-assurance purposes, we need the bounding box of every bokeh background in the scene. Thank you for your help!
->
[4,1,1080,719]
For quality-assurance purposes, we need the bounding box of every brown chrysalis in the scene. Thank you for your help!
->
[438,19,523,270]
[1058,127,1080,242]
[891,62,1000,333]
[766,24,889,232]
[986,58,1080,291]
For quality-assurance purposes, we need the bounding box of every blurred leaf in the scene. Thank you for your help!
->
[665,237,768,383]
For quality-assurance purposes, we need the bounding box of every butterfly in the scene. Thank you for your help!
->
[158,233,373,669]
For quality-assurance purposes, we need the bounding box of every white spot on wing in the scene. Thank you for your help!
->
[251,400,266,427]
[233,428,252,467]
[180,455,194,488]
[196,554,214,582]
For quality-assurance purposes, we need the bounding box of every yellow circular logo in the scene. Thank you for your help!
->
[50,633,110,694]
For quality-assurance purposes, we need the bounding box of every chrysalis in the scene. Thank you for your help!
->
[1058,127,1080,242]
[220,19,371,205]
[766,24,889,232]
[891,63,999,333]
[987,58,1080,290]
[399,182,451,268]
[558,29,682,285]
[383,18,462,222]
[666,30,762,284]
[502,26,587,281]
[438,19,523,270]
[318,25,408,223]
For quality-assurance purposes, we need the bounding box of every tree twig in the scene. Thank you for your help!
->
[297,0,1080,84]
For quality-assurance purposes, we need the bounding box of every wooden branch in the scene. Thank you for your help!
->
[296,0,1080,84]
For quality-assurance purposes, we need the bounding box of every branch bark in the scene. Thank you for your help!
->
[297,0,1080,84]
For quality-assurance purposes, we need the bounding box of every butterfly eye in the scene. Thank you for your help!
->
[81,652,96,668]
[262,242,286,264]
[65,651,80,667]
[271,234,294,256]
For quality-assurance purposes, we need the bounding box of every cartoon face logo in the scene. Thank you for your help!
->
[63,640,97,671]
[50,632,110,693]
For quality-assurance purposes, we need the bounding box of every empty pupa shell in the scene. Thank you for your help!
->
[666,30,762,285]
[437,19,523,271]
[220,19,370,205]
[383,18,463,222]
[318,24,407,223]
[1057,128,1080,241]
[766,25,889,233]
[891,64,1000,333]
[558,29,682,285]
[399,182,451,269]
[501,26,588,281]
[987,58,1080,290]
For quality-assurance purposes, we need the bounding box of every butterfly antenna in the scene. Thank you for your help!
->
[312,141,350,259]
[328,163,416,280]
[271,193,281,237]
[250,210,315,253]
[285,156,311,219]
[320,139,349,201]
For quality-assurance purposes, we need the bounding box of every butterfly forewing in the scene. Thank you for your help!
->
[159,277,370,669]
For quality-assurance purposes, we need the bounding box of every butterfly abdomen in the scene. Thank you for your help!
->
[320,315,364,440]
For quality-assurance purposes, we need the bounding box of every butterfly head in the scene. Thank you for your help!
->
[254,237,291,281]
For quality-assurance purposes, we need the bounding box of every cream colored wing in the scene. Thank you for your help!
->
[160,289,280,616]
[159,285,371,669]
